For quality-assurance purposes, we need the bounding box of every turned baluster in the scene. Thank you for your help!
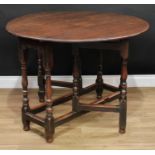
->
[77,50,82,90]
[43,45,55,143]
[119,41,129,134]
[37,47,45,102]
[72,46,80,112]
[19,43,30,131]
[96,51,103,99]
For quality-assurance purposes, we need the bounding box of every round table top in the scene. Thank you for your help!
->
[6,11,149,43]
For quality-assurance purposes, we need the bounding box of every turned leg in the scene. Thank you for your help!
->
[96,51,103,99]
[119,41,129,134]
[37,48,45,102]
[72,46,80,112]
[43,45,55,143]
[19,44,30,131]
[77,50,82,90]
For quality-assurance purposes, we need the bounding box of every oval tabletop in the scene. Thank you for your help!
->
[6,11,149,43]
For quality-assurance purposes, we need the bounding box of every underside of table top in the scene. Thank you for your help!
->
[6,11,149,43]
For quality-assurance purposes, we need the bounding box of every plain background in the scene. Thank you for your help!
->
[0,4,154,75]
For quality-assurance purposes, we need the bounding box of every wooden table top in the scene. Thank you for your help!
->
[6,11,149,43]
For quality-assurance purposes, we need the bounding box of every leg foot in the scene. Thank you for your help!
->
[38,92,45,103]
[119,94,127,134]
[22,111,30,131]
[45,110,54,143]
[119,128,125,134]
[23,123,30,131]
[22,103,30,131]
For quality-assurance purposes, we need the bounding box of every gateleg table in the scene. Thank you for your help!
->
[6,11,149,143]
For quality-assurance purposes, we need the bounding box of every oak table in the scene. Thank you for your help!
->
[6,12,149,143]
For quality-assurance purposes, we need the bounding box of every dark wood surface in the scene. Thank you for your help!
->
[6,11,149,43]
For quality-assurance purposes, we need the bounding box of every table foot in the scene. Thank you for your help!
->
[119,128,126,134]
[23,125,30,131]
[96,95,102,99]
[45,112,55,143]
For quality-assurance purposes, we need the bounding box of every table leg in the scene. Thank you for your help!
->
[119,41,129,134]
[37,47,45,102]
[72,46,80,112]
[19,44,30,131]
[77,51,82,90]
[96,51,103,99]
[43,45,55,143]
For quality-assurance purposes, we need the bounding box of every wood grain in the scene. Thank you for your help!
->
[6,12,149,43]
[0,88,155,149]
